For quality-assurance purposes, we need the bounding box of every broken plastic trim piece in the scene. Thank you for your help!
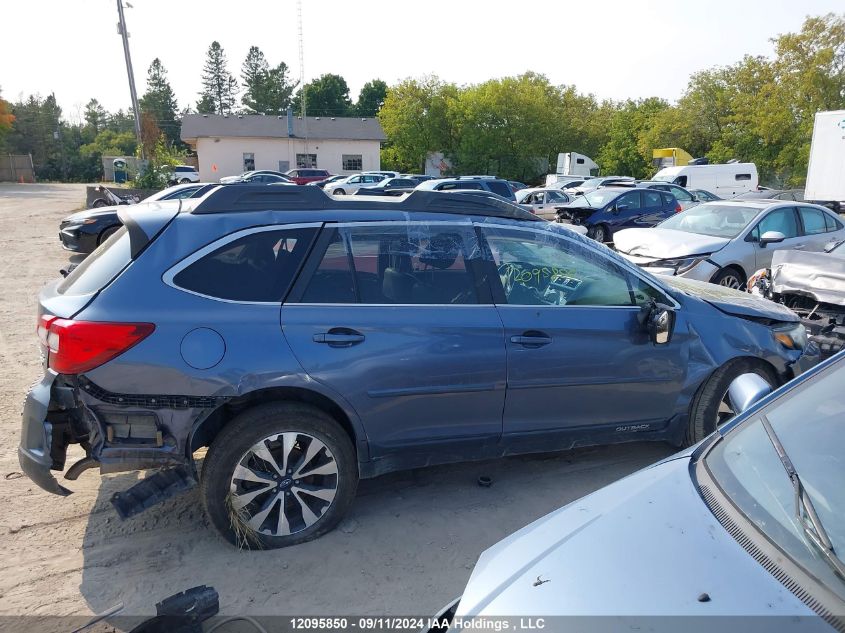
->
[111,465,197,519]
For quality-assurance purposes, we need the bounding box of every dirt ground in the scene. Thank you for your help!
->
[0,183,673,624]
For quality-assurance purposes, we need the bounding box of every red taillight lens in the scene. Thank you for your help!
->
[675,203,683,213]
[40,317,155,374]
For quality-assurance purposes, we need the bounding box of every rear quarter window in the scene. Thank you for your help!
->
[171,227,318,302]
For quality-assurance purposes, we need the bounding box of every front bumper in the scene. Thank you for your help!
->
[19,372,72,495]
[618,252,719,282]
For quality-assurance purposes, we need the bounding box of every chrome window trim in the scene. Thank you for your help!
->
[162,222,322,305]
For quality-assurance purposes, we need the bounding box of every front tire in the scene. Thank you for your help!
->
[98,225,120,245]
[684,358,777,446]
[179,178,191,184]
[201,402,358,549]
[332,188,346,196]
[590,224,609,243]
[711,266,745,290]
[92,198,108,208]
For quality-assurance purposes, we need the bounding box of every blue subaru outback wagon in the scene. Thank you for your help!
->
[20,185,818,548]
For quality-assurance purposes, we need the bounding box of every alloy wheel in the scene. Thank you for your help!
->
[717,273,743,290]
[229,432,339,537]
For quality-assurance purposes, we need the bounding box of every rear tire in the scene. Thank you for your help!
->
[684,358,777,446]
[711,266,746,290]
[201,402,358,549]
[98,225,120,244]
[92,198,108,208]
[590,224,609,243]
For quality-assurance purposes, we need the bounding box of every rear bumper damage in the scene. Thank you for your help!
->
[19,372,72,495]
[19,372,215,515]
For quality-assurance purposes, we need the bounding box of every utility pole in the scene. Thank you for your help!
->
[116,0,144,158]
[297,0,308,162]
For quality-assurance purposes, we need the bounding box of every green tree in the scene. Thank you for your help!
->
[292,73,352,117]
[140,58,180,143]
[198,41,238,115]
[241,46,297,114]
[83,99,108,133]
[355,79,388,117]
[378,76,458,172]
[597,98,669,178]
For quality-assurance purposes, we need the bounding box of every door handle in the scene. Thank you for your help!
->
[313,329,365,346]
[510,332,552,347]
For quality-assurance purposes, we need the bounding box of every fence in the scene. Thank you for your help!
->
[0,154,35,182]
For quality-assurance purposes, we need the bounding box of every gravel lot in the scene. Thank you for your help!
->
[0,183,673,622]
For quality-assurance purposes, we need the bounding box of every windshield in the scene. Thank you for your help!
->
[705,361,845,599]
[658,203,760,238]
[577,178,604,189]
[576,190,620,208]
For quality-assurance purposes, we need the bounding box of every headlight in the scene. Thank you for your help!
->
[772,322,807,351]
[646,256,709,274]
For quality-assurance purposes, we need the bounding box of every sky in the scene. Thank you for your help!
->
[2,0,843,122]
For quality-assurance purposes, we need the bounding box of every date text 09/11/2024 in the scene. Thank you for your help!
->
[288,616,547,630]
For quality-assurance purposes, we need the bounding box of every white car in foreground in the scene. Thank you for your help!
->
[429,353,844,631]
[614,200,845,289]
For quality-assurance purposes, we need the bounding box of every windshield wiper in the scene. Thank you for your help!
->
[759,415,845,579]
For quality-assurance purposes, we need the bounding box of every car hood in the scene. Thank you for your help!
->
[62,207,120,223]
[454,458,814,620]
[662,275,799,322]
[614,228,730,259]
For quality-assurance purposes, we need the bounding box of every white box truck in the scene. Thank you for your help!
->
[652,162,758,197]
[805,110,845,213]
[545,152,599,186]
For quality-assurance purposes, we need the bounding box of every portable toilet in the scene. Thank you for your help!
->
[113,158,128,184]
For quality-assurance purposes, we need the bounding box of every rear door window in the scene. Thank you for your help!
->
[798,207,827,235]
[642,190,663,208]
[170,227,318,302]
[298,224,482,305]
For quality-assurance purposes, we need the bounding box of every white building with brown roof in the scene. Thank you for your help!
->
[181,111,386,181]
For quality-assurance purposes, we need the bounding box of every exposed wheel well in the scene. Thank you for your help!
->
[189,387,360,457]
[710,263,747,284]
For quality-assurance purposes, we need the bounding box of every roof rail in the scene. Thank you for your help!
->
[190,184,540,221]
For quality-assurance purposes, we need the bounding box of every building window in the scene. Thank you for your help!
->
[342,154,363,171]
[296,154,317,168]
[243,153,255,171]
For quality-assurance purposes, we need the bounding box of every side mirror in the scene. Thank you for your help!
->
[638,300,675,345]
[759,230,786,246]
[727,373,772,414]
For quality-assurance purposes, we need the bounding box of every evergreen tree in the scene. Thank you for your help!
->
[198,41,238,115]
[83,99,108,133]
[241,47,298,115]
[241,46,269,113]
[139,58,180,143]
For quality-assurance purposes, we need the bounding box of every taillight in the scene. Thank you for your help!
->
[675,203,683,213]
[38,316,154,374]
